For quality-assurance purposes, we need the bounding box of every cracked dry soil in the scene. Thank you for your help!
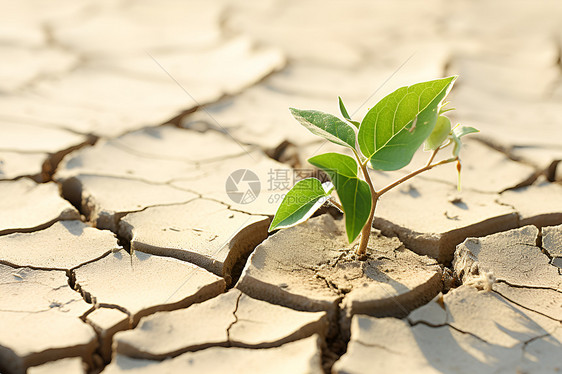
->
[2,1,562,373]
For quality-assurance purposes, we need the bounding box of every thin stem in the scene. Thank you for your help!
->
[356,154,378,257]
[378,157,458,197]
[351,148,365,166]
[425,140,453,167]
[425,148,440,167]
[352,144,457,257]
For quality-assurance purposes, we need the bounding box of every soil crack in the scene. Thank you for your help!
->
[495,279,561,293]
[226,291,242,345]
[321,297,347,374]
[492,289,561,322]
[409,320,492,345]
[96,303,132,318]
[354,339,401,354]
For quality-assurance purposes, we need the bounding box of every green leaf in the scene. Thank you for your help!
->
[338,97,360,128]
[338,96,351,120]
[451,126,479,157]
[453,125,479,139]
[358,76,457,171]
[439,101,456,115]
[290,108,357,149]
[269,178,330,231]
[308,153,372,243]
[424,115,452,151]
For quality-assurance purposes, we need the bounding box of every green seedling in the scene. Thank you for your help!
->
[269,76,478,257]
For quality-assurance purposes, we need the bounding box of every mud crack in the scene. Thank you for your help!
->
[408,319,492,345]
[225,291,243,345]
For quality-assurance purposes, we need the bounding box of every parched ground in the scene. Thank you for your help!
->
[0,1,561,373]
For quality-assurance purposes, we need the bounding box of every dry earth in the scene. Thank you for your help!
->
[1,1,561,373]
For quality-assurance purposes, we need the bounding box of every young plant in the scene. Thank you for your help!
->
[268,76,478,257]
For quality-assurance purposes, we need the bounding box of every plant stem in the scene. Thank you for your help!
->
[354,149,457,257]
[426,140,453,167]
[378,157,458,197]
[425,148,440,167]
[356,157,378,257]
